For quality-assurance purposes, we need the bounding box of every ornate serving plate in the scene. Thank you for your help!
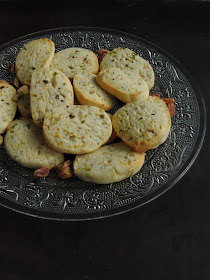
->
[0,27,206,220]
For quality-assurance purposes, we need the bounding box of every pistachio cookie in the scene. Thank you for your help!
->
[74,142,145,184]
[51,47,99,79]
[73,70,115,110]
[4,118,64,169]
[112,96,171,153]
[0,82,17,134]
[30,67,74,127]
[43,105,112,154]
[15,38,55,86]
[100,47,154,90]
[96,67,149,103]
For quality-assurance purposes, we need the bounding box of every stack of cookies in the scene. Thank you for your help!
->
[0,38,175,184]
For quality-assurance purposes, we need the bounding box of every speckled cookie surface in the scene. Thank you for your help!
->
[0,82,17,134]
[30,67,74,127]
[43,105,112,154]
[15,38,55,86]
[4,118,64,169]
[96,67,149,103]
[73,142,145,184]
[51,48,99,79]
[112,96,171,152]
[73,70,115,111]
[100,47,154,89]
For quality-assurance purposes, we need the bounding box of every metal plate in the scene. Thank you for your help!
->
[0,27,206,220]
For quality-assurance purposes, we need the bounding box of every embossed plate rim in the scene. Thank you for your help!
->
[0,26,206,220]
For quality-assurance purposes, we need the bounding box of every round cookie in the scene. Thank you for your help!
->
[18,94,31,118]
[96,67,149,103]
[100,47,154,90]
[112,96,171,153]
[0,82,17,134]
[51,48,99,79]
[73,142,145,184]
[43,105,112,154]
[30,67,74,127]
[15,38,55,86]
[73,70,116,111]
[4,118,64,169]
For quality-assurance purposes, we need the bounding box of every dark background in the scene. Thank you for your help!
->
[0,1,209,279]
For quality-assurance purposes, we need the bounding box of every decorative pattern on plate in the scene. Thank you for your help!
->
[0,27,205,220]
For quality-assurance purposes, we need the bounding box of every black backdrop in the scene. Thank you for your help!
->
[0,1,209,279]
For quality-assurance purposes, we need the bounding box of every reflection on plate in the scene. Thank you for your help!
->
[0,27,206,220]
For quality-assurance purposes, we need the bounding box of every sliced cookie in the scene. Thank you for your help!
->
[0,82,17,134]
[51,48,99,79]
[100,47,154,90]
[73,70,115,111]
[73,142,145,184]
[43,105,112,154]
[4,118,64,169]
[30,67,74,127]
[15,38,55,86]
[18,94,31,118]
[112,96,171,153]
[96,67,149,103]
